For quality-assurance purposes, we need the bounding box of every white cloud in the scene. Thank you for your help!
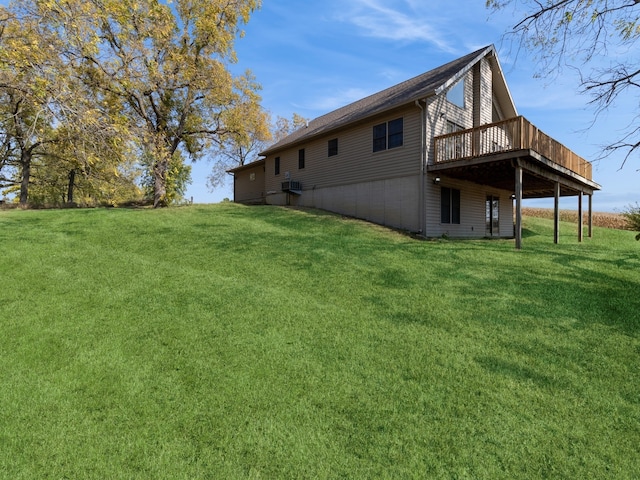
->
[303,87,374,112]
[337,0,459,54]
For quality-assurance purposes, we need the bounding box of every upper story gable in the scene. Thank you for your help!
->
[260,45,516,160]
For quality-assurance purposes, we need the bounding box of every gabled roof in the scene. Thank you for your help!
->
[261,45,516,156]
[227,158,265,174]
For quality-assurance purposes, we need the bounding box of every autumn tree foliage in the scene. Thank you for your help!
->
[206,113,308,191]
[0,6,57,205]
[39,0,265,207]
[487,0,640,166]
[206,99,271,191]
[0,3,138,207]
[0,0,266,207]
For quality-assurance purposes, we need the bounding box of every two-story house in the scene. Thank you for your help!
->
[229,45,600,248]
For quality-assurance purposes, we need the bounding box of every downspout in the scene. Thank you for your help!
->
[415,98,432,236]
[227,171,236,203]
[415,100,425,236]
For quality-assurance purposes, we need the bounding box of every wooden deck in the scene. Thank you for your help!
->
[431,116,600,249]
[434,116,593,181]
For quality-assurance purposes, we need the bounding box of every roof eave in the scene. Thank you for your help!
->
[434,45,496,96]
[260,92,438,157]
[226,158,265,174]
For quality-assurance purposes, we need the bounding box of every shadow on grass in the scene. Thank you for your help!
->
[475,356,566,390]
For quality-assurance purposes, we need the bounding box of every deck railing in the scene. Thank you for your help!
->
[433,116,592,181]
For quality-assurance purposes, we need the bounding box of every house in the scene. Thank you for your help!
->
[228,45,600,248]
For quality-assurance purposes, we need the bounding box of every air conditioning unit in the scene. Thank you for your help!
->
[281,181,302,193]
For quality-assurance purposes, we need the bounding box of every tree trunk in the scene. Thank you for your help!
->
[19,150,31,207]
[67,168,76,205]
[153,157,168,208]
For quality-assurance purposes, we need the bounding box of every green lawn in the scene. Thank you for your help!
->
[1,204,638,479]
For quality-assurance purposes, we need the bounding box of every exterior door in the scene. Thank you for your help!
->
[486,195,499,236]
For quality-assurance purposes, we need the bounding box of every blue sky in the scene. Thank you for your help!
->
[188,0,638,212]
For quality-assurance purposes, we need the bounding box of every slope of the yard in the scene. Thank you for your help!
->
[1,204,638,479]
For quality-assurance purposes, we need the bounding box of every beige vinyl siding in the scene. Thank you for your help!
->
[264,105,422,194]
[478,58,493,125]
[425,176,514,238]
[233,163,265,204]
[261,56,503,234]
[425,59,493,166]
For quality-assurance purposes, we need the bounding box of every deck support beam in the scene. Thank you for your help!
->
[515,163,523,250]
[554,182,560,244]
[578,191,583,242]
[588,194,593,238]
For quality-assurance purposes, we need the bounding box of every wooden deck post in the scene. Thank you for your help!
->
[554,182,560,244]
[578,191,583,242]
[515,163,523,250]
[588,194,593,238]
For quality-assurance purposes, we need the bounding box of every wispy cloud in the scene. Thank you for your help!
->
[337,0,459,54]
[301,87,374,112]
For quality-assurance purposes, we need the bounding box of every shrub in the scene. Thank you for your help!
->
[621,203,640,240]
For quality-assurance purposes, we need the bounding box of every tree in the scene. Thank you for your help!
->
[25,124,142,207]
[0,2,136,207]
[0,6,56,205]
[487,0,640,166]
[32,0,266,208]
[206,103,271,190]
[272,113,309,143]
[206,112,308,191]
[140,149,192,205]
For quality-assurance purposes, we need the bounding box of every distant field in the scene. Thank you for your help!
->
[1,204,638,478]
[523,207,628,230]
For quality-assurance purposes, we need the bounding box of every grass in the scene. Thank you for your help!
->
[0,204,638,479]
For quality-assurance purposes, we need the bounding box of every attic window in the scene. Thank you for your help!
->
[446,79,465,108]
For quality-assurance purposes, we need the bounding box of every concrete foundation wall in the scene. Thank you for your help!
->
[266,175,421,232]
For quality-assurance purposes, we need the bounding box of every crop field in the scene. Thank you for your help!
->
[523,207,628,230]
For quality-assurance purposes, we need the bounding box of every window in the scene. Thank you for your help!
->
[328,138,338,157]
[441,187,461,224]
[446,121,464,134]
[446,78,465,108]
[373,118,403,152]
[298,149,305,169]
[388,118,403,149]
[249,172,256,181]
[275,157,280,175]
[446,121,465,159]
[373,123,387,152]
